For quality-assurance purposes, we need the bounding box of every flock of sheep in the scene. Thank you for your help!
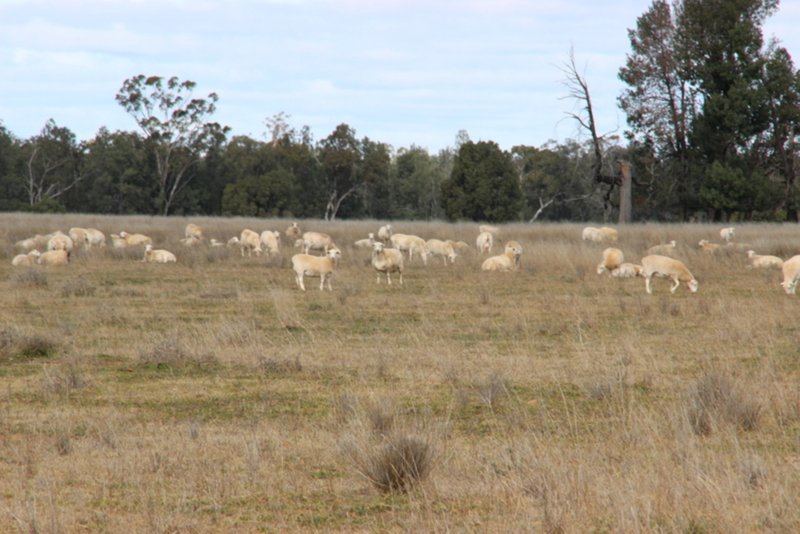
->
[585,225,800,295]
[10,221,800,295]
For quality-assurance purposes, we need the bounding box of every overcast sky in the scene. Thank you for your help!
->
[1,0,798,153]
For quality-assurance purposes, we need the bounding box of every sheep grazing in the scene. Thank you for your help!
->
[143,244,177,264]
[291,247,342,291]
[119,231,152,247]
[239,229,263,257]
[69,227,88,248]
[260,230,282,256]
[596,247,624,275]
[84,228,106,248]
[227,236,240,248]
[610,263,643,278]
[377,224,393,244]
[36,249,70,266]
[582,226,618,243]
[286,222,302,240]
[720,227,735,243]
[109,234,127,249]
[698,239,721,253]
[185,223,204,241]
[12,250,41,267]
[390,233,429,265]
[746,250,783,269]
[354,233,376,249]
[646,240,677,256]
[371,242,404,285]
[476,231,493,255]
[299,231,335,255]
[15,234,51,252]
[47,231,74,252]
[426,239,457,265]
[447,240,472,254]
[481,241,523,272]
[209,238,225,247]
[780,255,800,295]
[641,254,698,294]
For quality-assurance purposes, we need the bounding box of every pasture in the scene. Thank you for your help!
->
[1,213,799,532]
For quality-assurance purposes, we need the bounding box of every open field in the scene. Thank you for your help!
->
[1,213,800,532]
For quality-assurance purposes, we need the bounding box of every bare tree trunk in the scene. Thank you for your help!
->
[618,160,632,224]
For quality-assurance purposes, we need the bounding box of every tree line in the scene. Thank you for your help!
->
[0,0,798,223]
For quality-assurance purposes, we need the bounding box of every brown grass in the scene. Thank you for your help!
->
[1,213,800,531]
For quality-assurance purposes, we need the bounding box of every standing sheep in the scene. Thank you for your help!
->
[426,239,457,265]
[239,229,263,257]
[143,244,177,263]
[582,226,618,243]
[371,242,404,285]
[641,255,698,294]
[291,248,342,291]
[390,234,429,265]
[646,240,677,256]
[596,247,624,275]
[119,231,153,247]
[47,231,74,252]
[260,230,282,256]
[185,223,204,240]
[286,222,302,240]
[354,233,376,249]
[720,227,735,243]
[377,224,393,244]
[698,239,721,253]
[84,228,106,248]
[476,231,493,255]
[299,231,335,255]
[780,255,800,295]
[610,263,643,278]
[69,227,88,248]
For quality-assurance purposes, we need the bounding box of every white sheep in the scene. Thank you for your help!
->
[47,231,74,252]
[698,239,721,253]
[582,226,618,243]
[447,240,472,254]
[260,230,282,255]
[299,231,335,255]
[185,223,204,240]
[720,227,735,243]
[143,244,177,264]
[119,231,152,247]
[780,255,800,295]
[746,250,783,269]
[354,233,376,249]
[610,263,643,278]
[239,229,263,257]
[84,228,106,248]
[109,234,128,249]
[641,254,698,294]
[596,247,624,275]
[227,236,240,248]
[286,222,302,240]
[15,234,52,252]
[426,239,457,265]
[390,233,429,265]
[36,249,70,266]
[291,247,342,291]
[11,250,41,267]
[377,224,393,244]
[481,241,523,272]
[646,240,677,256]
[209,238,225,247]
[476,231,493,255]
[371,242,404,285]
[69,227,88,248]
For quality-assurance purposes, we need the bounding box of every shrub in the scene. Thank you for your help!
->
[360,434,435,493]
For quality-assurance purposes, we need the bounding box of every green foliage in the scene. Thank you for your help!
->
[441,141,522,222]
[222,168,297,217]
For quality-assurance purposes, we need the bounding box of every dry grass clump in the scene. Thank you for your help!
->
[0,327,59,361]
[137,338,219,370]
[10,267,48,287]
[347,433,435,493]
[60,275,96,297]
[687,369,762,435]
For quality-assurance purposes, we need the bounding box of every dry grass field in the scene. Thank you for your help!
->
[1,213,799,533]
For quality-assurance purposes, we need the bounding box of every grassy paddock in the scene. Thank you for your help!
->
[1,213,799,532]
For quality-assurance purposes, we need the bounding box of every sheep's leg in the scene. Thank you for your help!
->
[320,274,326,291]
[387,272,392,285]
[376,273,381,284]
[297,273,306,291]
[670,277,680,293]
[398,271,403,285]
[645,275,653,294]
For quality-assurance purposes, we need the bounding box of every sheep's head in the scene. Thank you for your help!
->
[688,279,699,293]
[669,240,677,247]
[145,244,153,252]
[373,242,385,254]
[119,231,129,238]
[746,250,756,258]
[698,239,708,247]
[596,263,607,275]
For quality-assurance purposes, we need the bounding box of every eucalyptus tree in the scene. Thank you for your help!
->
[116,75,229,215]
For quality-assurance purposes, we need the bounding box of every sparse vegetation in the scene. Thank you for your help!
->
[1,213,799,531]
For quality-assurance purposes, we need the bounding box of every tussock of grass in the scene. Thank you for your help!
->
[348,434,435,493]
[10,268,48,288]
[687,369,762,435]
[60,275,96,297]
[0,327,59,361]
